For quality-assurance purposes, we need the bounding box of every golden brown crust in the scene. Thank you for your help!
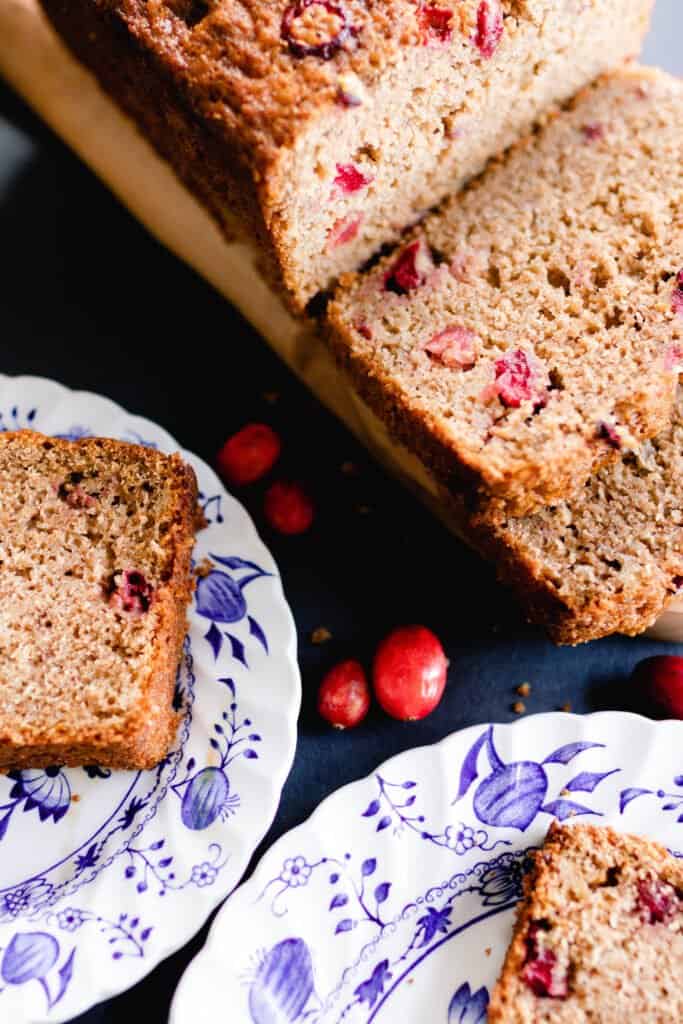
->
[0,431,199,771]
[488,822,683,1022]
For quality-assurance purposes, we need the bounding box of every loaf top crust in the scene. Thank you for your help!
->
[93,0,554,174]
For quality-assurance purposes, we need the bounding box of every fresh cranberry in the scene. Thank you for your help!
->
[474,0,503,58]
[672,270,683,316]
[636,877,680,924]
[264,481,314,535]
[631,656,683,718]
[582,122,605,143]
[355,322,373,340]
[59,482,97,509]
[383,240,432,295]
[332,163,373,197]
[418,3,453,44]
[216,424,281,487]
[521,923,568,998]
[109,570,153,615]
[484,349,549,410]
[318,659,371,728]
[327,213,363,250]
[281,0,353,60]
[373,625,448,721]
[597,421,621,449]
[422,325,478,369]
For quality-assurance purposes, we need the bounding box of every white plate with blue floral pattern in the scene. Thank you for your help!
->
[171,711,683,1024]
[0,374,300,1023]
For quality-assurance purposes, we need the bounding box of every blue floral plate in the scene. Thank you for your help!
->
[0,374,300,1022]
[171,711,683,1024]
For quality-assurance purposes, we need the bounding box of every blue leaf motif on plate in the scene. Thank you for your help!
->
[362,800,381,818]
[249,938,314,1024]
[539,799,600,822]
[374,882,391,905]
[354,960,393,1010]
[542,742,605,766]
[329,893,348,910]
[361,858,377,877]
[448,982,488,1024]
[564,770,619,794]
[335,918,353,935]
[620,787,653,813]
[416,905,452,947]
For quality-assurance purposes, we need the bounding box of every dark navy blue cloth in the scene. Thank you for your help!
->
[0,83,678,1023]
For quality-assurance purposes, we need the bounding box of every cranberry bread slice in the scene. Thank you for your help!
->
[467,385,683,646]
[40,0,653,312]
[489,822,683,1022]
[327,66,683,519]
[0,430,199,770]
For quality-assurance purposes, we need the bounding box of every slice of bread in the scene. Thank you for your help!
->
[489,822,683,1022]
[0,430,199,770]
[468,386,683,645]
[327,67,683,519]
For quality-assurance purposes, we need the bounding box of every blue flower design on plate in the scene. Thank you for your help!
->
[0,932,75,1012]
[249,939,315,1024]
[454,726,618,830]
[172,679,262,831]
[196,555,272,665]
[447,982,488,1024]
[0,768,71,841]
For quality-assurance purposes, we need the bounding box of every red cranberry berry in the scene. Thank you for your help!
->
[383,240,433,295]
[672,270,683,316]
[474,0,504,58]
[216,424,281,487]
[59,481,97,509]
[373,625,448,721]
[109,570,153,615]
[422,325,478,369]
[282,0,353,60]
[485,349,550,410]
[264,481,314,535]
[582,122,606,143]
[327,213,363,251]
[418,4,454,44]
[631,656,683,718]
[332,163,373,197]
[597,421,622,449]
[636,876,680,925]
[355,322,373,340]
[521,923,569,999]
[318,659,371,728]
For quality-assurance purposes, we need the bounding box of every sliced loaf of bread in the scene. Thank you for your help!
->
[327,67,683,519]
[489,822,683,1022]
[468,386,683,645]
[41,0,653,311]
[0,431,198,770]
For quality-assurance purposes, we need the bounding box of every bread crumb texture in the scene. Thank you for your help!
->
[0,431,198,770]
[489,822,683,1022]
[328,67,683,517]
[41,0,653,308]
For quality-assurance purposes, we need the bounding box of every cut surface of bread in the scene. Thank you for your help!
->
[466,386,683,645]
[0,431,198,770]
[489,822,683,1023]
[328,67,683,518]
[40,0,653,311]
